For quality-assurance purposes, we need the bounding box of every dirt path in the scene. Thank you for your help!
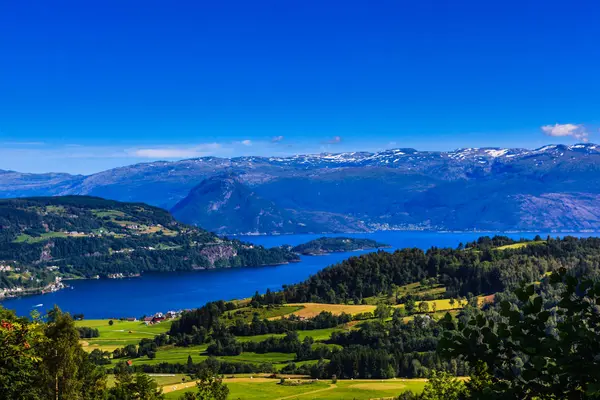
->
[162,378,274,394]
[273,384,337,400]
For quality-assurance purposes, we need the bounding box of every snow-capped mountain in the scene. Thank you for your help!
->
[2,144,600,234]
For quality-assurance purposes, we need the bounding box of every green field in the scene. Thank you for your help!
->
[163,378,427,400]
[127,345,208,366]
[236,327,345,344]
[76,318,348,369]
[364,282,447,305]
[222,305,304,324]
[14,231,69,243]
[495,240,545,250]
[107,374,190,388]
[75,319,173,351]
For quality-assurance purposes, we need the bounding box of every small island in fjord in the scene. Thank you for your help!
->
[291,236,390,255]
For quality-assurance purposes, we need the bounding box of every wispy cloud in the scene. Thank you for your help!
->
[323,136,343,144]
[541,123,589,142]
[2,141,45,146]
[271,136,284,143]
[241,139,252,146]
[131,143,222,159]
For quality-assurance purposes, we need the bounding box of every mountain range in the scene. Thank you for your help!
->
[2,144,600,234]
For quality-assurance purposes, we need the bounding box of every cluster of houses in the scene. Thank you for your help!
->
[133,310,182,325]
[0,264,13,272]
[0,286,24,298]
[40,277,65,294]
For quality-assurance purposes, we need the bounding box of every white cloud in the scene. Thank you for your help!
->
[241,139,252,146]
[541,123,589,142]
[271,136,284,143]
[132,143,222,159]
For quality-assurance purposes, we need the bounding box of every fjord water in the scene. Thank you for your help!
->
[0,231,589,318]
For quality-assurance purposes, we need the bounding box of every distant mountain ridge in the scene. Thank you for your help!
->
[2,144,600,233]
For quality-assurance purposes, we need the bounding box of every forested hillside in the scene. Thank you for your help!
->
[291,237,389,255]
[280,235,588,304]
[4,235,600,399]
[159,236,600,398]
[0,196,298,297]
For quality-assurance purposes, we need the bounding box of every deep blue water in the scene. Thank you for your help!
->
[0,231,593,318]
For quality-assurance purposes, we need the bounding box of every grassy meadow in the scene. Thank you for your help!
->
[162,377,427,400]
[76,319,173,351]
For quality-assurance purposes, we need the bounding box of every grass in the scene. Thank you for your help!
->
[223,305,304,325]
[364,282,447,305]
[75,319,173,351]
[91,209,127,219]
[126,345,209,366]
[495,240,546,250]
[124,343,296,367]
[236,327,345,344]
[14,231,69,243]
[220,352,296,364]
[107,374,190,388]
[163,378,427,400]
[281,303,376,319]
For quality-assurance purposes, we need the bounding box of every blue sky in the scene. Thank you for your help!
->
[1,1,599,174]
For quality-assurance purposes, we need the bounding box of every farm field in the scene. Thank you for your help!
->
[126,344,208,366]
[495,240,545,250]
[280,303,376,318]
[223,305,304,324]
[126,343,320,370]
[365,282,447,305]
[75,319,173,351]
[162,377,427,399]
[107,374,190,388]
[236,327,347,343]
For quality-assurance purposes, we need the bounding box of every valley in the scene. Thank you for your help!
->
[1,230,563,318]
[56,234,589,398]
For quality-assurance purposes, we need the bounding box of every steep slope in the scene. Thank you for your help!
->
[171,175,369,234]
[171,174,296,234]
[0,196,298,297]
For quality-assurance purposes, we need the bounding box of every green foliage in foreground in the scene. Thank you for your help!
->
[440,269,600,399]
[0,305,172,400]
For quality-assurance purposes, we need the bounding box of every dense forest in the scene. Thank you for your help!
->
[291,236,389,255]
[279,235,592,303]
[0,196,298,294]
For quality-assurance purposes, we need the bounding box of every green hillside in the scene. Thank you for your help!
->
[291,236,389,255]
[0,196,298,297]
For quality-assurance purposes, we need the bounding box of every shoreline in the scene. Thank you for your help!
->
[229,228,600,237]
[0,259,300,302]
[4,231,600,316]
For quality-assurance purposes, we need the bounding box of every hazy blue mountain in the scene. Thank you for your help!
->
[170,174,370,234]
[0,170,83,198]
[3,144,600,233]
